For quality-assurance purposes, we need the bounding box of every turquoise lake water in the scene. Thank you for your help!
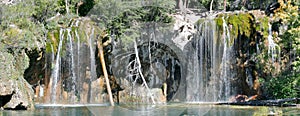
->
[1,103,299,116]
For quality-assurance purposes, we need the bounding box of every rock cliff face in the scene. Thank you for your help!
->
[0,51,34,110]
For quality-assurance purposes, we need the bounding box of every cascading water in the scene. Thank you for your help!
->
[67,28,77,102]
[50,28,64,103]
[267,23,280,63]
[220,17,232,100]
[46,21,102,104]
[87,28,97,103]
[185,17,235,102]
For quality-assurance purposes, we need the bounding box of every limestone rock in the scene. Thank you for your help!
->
[0,49,33,110]
[90,77,105,103]
[0,0,19,5]
[0,79,15,96]
[172,15,196,50]
[118,79,166,104]
[0,78,34,110]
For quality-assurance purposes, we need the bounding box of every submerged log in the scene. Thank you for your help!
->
[218,98,300,107]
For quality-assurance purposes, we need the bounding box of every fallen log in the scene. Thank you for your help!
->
[97,39,114,106]
[218,98,300,107]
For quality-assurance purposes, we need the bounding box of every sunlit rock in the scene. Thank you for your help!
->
[172,15,196,50]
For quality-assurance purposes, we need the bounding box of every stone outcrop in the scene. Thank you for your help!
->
[0,49,34,110]
[172,14,197,50]
[0,78,34,110]
[0,0,19,5]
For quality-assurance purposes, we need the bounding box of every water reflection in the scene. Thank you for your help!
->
[1,104,299,116]
[1,107,93,116]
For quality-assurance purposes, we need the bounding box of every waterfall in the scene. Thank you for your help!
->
[67,28,77,102]
[46,21,103,104]
[220,17,231,100]
[50,28,64,103]
[89,28,96,81]
[88,28,97,103]
[185,18,234,102]
[267,23,275,61]
[75,22,81,94]
[267,23,279,63]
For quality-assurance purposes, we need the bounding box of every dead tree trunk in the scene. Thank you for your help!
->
[210,0,214,12]
[224,0,227,11]
[76,1,83,16]
[97,40,114,106]
[65,0,69,14]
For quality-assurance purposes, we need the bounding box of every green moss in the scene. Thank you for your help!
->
[257,17,269,39]
[53,30,60,42]
[45,29,60,54]
[228,15,239,44]
[215,17,224,33]
[45,42,52,53]
[196,18,206,26]
[215,13,255,45]
[238,13,254,37]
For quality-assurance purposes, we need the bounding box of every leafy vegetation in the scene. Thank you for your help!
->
[108,6,174,37]
[191,0,274,11]
[265,0,300,98]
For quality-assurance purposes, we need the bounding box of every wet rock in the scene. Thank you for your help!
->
[118,79,166,104]
[150,88,166,104]
[90,77,105,103]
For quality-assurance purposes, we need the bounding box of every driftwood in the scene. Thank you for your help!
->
[218,98,300,107]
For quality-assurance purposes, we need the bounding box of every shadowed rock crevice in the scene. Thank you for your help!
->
[0,91,15,109]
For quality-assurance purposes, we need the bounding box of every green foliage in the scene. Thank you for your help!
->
[1,2,33,29]
[267,73,300,98]
[57,0,77,14]
[0,1,49,81]
[256,17,269,38]
[108,6,174,37]
[0,51,17,79]
[90,0,175,23]
[0,49,29,80]
[78,0,95,16]
[195,0,272,11]
[197,0,212,10]
[32,0,59,22]
[263,0,300,99]
[0,0,47,52]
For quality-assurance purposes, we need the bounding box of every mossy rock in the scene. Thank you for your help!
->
[46,17,102,54]
[256,16,270,39]
[215,13,256,45]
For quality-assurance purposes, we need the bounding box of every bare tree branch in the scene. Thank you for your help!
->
[134,40,156,104]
